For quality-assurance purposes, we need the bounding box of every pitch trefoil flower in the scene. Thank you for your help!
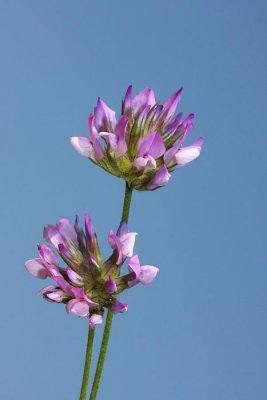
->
[25,215,158,328]
[70,85,204,190]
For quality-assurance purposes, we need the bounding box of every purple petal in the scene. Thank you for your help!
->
[137,105,152,129]
[70,137,95,158]
[191,137,205,148]
[89,314,103,328]
[132,88,156,115]
[150,104,164,127]
[133,155,156,171]
[58,219,78,245]
[123,85,132,114]
[66,267,82,284]
[161,87,183,121]
[137,131,165,159]
[43,225,62,248]
[38,244,59,266]
[84,214,99,262]
[139,265,159,285]
[99,132,117,151]
[37,284,57,296]
[74,215,87,254]
[183,113,195,127]
[71,287,98,307]
[87,115,104,161]
[25,258,49,279]
[120,231,137,258]
[146,165,171,190]
[110,300,128,314]
[45,289,67,303]
[117,221,128,237]
[84,214,95,244]
[165,112,184,134]
[105,276,117,294]
[164,115,193,163]
[58,243,72,259]
[53,275,73,294]
[128,255,141,287]
[114,116,128,158]
[108,229,123,264]
[94,98,116,132]
[66,299,89,317]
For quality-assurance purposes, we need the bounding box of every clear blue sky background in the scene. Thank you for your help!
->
[1,1,266,399]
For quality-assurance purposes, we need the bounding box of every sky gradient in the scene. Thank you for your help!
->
[1,1,266,399]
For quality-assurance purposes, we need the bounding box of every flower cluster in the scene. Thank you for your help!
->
[25,214,158,327]
[71,86,204,190]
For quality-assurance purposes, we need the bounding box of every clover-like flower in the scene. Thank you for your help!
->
[71,86,204,190]
[25,215,158,327]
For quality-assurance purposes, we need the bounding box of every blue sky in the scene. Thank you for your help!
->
[1,1,266,399]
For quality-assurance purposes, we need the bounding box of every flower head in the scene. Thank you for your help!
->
[25,215,158,327]
[71,86,204,190]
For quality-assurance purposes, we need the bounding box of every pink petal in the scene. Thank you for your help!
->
[43,225,62,248]
[175,138,203,167]
[139,265,159,285]
[45,289,67,303]
[128,255,141,287]
[120,232,137,258]
[70,137,95,158]
[117,221,128,237]
[38,244,59,266]
[89,314,103,328]
[37,284,57,296]
[108,229,123,264]
[133,155,156,172]
[99,132,117,151]
[25,258,49,279]
[70,287,98,308]
[58,219,78,245]
[66,299,89,317]
[53,275,73,294]
[66,267,82,284]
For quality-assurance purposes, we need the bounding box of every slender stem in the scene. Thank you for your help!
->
[89,182,133,400]
[79,327,95,400]
[89,310,113,400]
[121,182,133,223]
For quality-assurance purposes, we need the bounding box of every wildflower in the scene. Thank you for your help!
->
[25,215,159,327]
[70,86,204,190]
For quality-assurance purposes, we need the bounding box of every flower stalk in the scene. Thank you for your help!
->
[121,182,133,222]
[89,182,133,400]
[79,327,95,400]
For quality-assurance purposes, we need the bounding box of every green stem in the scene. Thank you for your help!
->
[89,182,133,400]
[89,310,113,400]
[79,327,95,400]
[121,182,133,223]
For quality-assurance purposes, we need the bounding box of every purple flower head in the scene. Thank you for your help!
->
[25,215,158,327]
[70,85,204,191]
